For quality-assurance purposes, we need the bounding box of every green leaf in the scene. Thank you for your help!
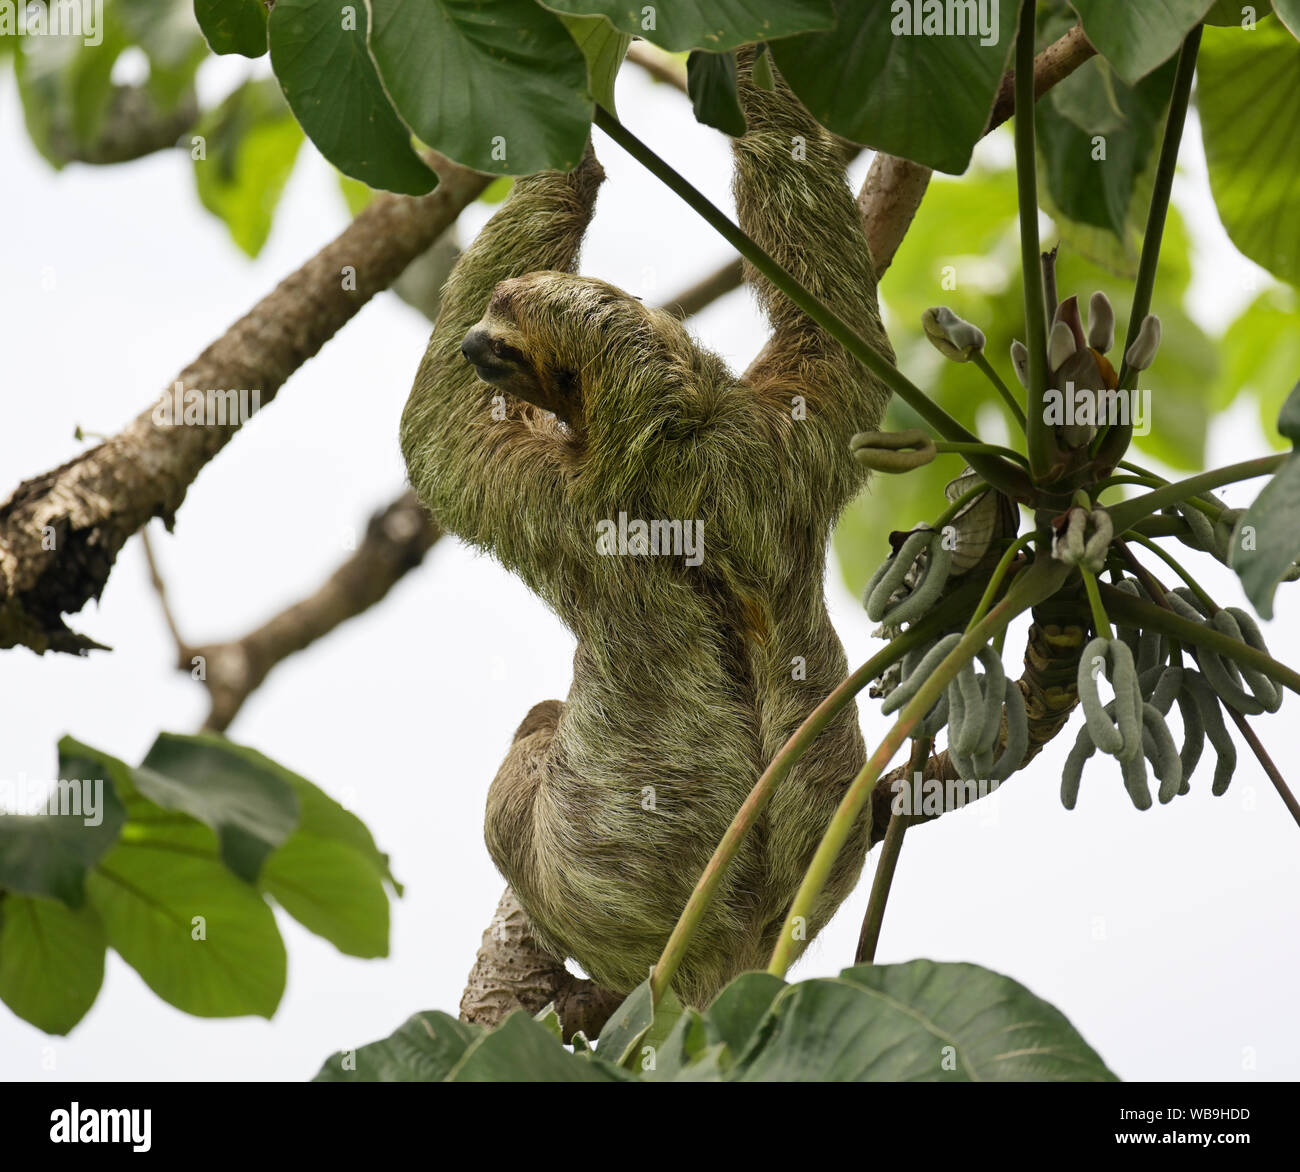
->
[770,0,1017,175]
[86,832,286,1018]
[193,78,303,257]
[1204,0,1258,25]
[559,13,631,113]
[686,50,747,137]
[194,0,269,57]
[702,969,785,1054]
[0,739,127,906]
[539,0,834,53]
[1212,288,1300,429]
[260,835,390,958]
[642,1008,720,1080]
[1274,0,1300,38]
[268,0,435,196]
[1035,56,1175,237]
[368,0,591,175]
[728,961,1115,1081]
[1070,0,1216,84]
[134,733,299,884]
[1199,18,1300,285]
[593,979,655,1064]
[1230,382,1300,618]
[448,1010,630,1081]
[314,1011,480,1081]
[0,895,106,1034]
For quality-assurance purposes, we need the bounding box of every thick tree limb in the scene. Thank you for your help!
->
[460,886,623,1041]
[0,159,490,654]
[47,85,199,165]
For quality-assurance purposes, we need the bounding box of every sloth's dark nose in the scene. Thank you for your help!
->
[461,328,495,366]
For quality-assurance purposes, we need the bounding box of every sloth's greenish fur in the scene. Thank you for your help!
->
[401,55,893,1005]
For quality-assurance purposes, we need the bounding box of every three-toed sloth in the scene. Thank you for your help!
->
[401,50,892,1006]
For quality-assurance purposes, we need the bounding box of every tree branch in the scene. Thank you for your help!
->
[0,158,490,655]
[460,886,623,1042]
[143,492,444,733]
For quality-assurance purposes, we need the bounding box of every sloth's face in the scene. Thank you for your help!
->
[461,272,649,426]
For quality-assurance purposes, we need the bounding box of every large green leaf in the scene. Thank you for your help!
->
[192,78,304,257]
[0,740,127,906]
[86,831,286,1018]
[134,733,299,884]
[687,49,747,136]
[703,969,785,1054]
[558,13,631,113]
[0,895,107,1034]
[771,0,1016,174]
[448,1011,631,1081]
[1036,56,1175,237]
[1230,381,1300,618]
[1199,18,1300,285]
[1274,0,1300,38]
[268,0,435,196]
[368,0,591,175]
[730,961,1115,1081]
[314,1011,480,1081]
[194,0,269,57]
[539,0,834,52]
[1070,0,1216,84]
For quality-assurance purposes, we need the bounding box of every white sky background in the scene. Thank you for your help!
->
[1,53,1297,1082]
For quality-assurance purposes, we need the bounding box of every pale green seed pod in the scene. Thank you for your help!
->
[947,660,986,756]
[1224,607,1282,714]
[1120,749,1153,810]
[865,529,932,620]
[988,678,1029,782]
[1173,685,1204,794]
[1109,639,1144,761]
[1172,501,1217,553]
[922,306,986,363]
[1141,703,1182,804]
[1124,313,1162,371]
[881,632,962,716]
[1088,291,1115,353]
[1061,725,1097,810]
[1077,637,1126,756]
[1185,670,1237,795]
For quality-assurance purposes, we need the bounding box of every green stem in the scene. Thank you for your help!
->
[648,579,984,1003]
[1014,0,1053,480]
[1080,567,1113,639]
[966,530,1036,631]
[1123,531,1218,613]
[1095,26,1202,465]
[593,107,1035,503]
[972,351,1027,430]
[1107,455,1285,533]
[767,557,1069,980]
[854,736,930,966]
[935,440,1031,467]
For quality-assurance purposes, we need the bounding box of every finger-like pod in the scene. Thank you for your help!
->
[881,633,962,717]
[1183,669,1237,795]
[1077,637,1143,760]
[1164,590,1279,715]
[951,676,1027,782]
[864,528,952,626]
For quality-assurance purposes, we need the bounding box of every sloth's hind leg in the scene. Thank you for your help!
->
[484,700,564,918]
